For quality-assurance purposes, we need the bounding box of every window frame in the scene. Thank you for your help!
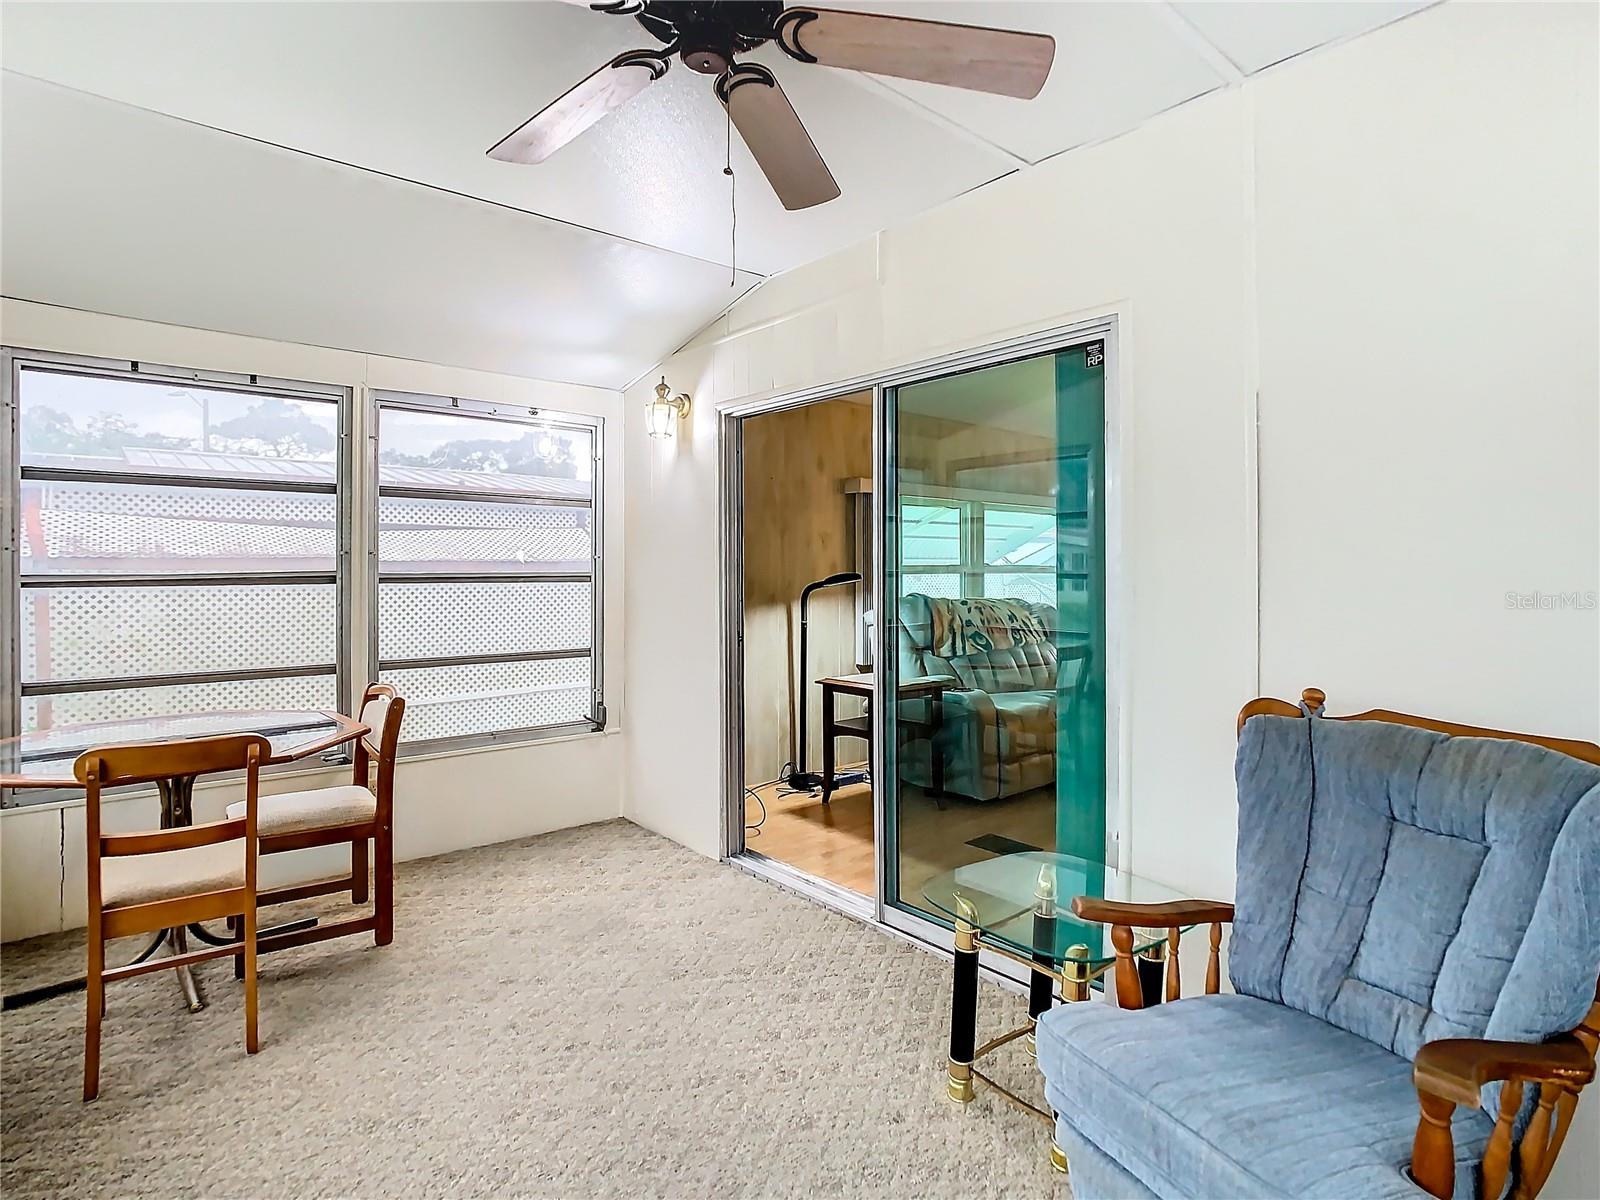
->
[896,492,1085,601]
[1,347,353,807]
[368,388,604,755]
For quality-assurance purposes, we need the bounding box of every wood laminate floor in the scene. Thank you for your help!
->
[742,769,1057,901]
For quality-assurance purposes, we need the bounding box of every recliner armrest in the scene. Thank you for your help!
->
[1414,1035,1594,1108]
[1071,897,1234,927]
[1411,1032,1598,1200]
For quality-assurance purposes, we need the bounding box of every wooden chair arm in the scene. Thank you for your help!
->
[1411,1035,1597,1200]
[1415,1036,1594,1108]
[1069,898,1233,1009]
[1070,897,1234,927]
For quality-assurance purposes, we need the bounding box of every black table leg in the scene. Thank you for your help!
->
[946,895,979,1104]
[820,683,836,804]
[1028,867,1057,1056]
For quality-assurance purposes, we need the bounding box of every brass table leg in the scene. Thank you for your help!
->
[1044,944,1092,1178]
[1061,943,1091,1004]
[946,895,979,1104]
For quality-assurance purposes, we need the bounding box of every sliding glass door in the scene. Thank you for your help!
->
[879,339,1108,930]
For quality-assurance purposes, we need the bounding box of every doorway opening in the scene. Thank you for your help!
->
[737,390,876,899]
[722,320,1117,959]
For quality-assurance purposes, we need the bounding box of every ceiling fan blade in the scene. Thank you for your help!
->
[716,64,840,212]
[551,0,644,13]
[487,49,669,164]
[773,8,1055,100]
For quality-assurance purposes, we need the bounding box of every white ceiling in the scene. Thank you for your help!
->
[0,1,1433,389]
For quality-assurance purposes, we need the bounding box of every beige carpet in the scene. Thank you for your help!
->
[2,820,1069,1199]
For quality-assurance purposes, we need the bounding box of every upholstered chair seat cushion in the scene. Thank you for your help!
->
[1036,994,1493,1200]
[101,842,245,909]
[225,784,376,837]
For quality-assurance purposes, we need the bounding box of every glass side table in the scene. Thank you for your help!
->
[922,851,1191,1174]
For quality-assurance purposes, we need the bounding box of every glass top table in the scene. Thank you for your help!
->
[923,850,1202,1158]
[922,849,1190,969]
[0,709,365,791]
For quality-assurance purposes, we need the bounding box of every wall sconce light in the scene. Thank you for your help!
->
[646,377,691,439]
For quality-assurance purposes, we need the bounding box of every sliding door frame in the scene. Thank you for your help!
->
[874,317,1124,970]
[718,310,1126,978]
[717,383,880,922]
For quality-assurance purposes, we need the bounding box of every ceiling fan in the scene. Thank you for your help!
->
[487,1,1055,210]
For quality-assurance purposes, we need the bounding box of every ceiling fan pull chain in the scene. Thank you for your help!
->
[725,106,737,286]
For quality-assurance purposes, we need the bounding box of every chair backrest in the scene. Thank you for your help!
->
[897,594,1061,690]
[353,684,405,801]
[1231,696,1600,1104]
[76,734,272,897]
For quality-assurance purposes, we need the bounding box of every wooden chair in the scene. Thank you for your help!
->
[1068,688,1600,1200]
[79,733,270,1102]
[229,684,404,961]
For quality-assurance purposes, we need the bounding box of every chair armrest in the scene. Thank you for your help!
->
[1069,898,1234,1008]
[1070,897,1234,927]
[1411,1035,1597,1200]
[1414,1036,1594,1108]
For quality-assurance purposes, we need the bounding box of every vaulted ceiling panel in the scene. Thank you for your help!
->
[1171,2,1435,75]
[0,73,760,388]
[852,1,1228,163]
[0,1,1017,275]
[0,1,1441,388]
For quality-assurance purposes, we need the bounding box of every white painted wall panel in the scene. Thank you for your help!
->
[625,91,1260,900]
[623,8,1598,1193]
[1253,1,1600,737]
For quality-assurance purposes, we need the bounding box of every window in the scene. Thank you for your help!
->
[3,351,348,761]
[898,495,1083,605]
[372,391,602,748]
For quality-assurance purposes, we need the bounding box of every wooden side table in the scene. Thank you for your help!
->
[817,673,948,803]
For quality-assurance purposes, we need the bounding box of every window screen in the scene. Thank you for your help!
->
[8,358,346,741]
[373,393,600,746]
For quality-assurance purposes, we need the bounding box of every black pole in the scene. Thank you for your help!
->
[786,571,861,790]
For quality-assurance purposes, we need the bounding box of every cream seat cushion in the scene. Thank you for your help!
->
[226,785,376,837]
[102,842,245,910]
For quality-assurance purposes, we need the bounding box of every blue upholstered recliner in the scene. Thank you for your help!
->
[1036,691,1600,1200]
[895,593,1090,802]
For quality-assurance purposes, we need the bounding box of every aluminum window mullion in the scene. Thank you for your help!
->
[2,350,20,770]
[377,648,591,672]
[372,392,600,434]
[20,571,338,589]
[23,662,338,695]
[20,465,337,495]
[15,357,343,404]
[376,570,592,585]
[378,484,592,509]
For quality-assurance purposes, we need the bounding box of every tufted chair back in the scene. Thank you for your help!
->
[1232,715,1600,1111]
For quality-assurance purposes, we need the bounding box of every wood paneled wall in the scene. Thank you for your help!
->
[742,394,872,785]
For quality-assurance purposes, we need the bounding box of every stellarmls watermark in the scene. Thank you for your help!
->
[1505,590,1598,611]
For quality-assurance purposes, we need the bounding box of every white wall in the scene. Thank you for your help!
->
[622,6,1599,1195]
[0,298,628,941]
[626,62,1260,889]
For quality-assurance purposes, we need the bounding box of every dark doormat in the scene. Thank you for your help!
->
[966,833,1044,857]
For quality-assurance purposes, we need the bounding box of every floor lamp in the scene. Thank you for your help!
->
[785,571,863,792]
